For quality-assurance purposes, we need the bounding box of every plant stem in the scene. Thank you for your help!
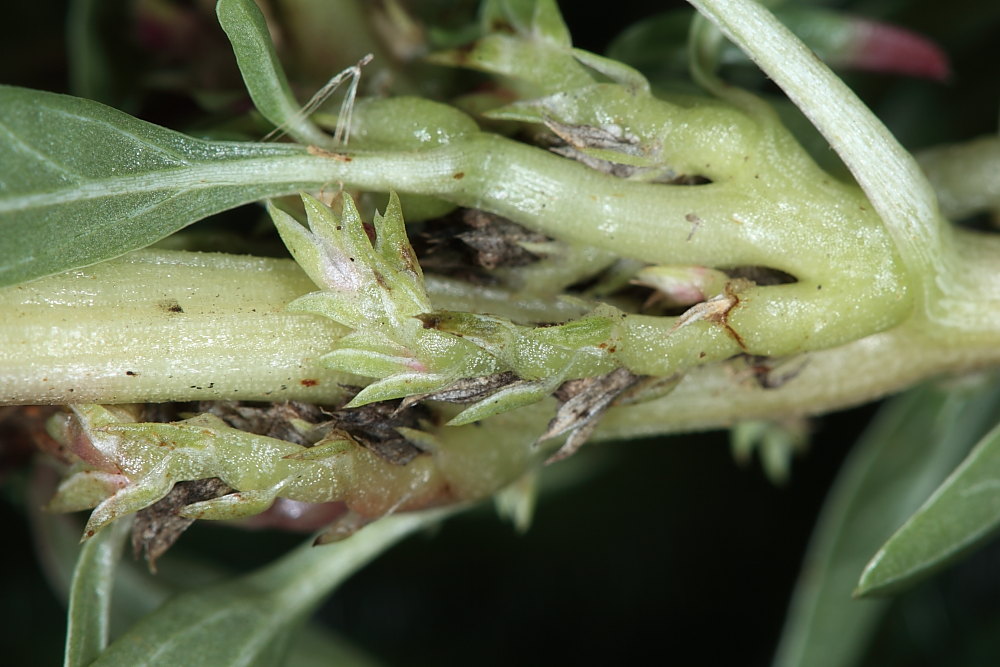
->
[0,249,584,405]
[4,243,999,436]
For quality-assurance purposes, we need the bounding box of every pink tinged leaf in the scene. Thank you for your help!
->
[841,18,950,81]
[66,420,120,472]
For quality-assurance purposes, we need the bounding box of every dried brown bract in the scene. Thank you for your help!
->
[740,355,808,389]
[543,119,711,185]
[132,477,232,571]
[200,401,329,445]
[542,367,642,463]
[544,118,643,156]
[206,396,434,466]
[415,209,549,280]
[670,278,753,349]
[400,371,520,408]
[459,209,549,269]
[326,395,431,466]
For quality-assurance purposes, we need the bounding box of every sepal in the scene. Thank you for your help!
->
[270,192,431,330]
[345,373,457,407]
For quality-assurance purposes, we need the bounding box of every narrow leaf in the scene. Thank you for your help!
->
[64,516,132,667]
[216,0,332,147]
[772,380,1000,667]
[92,509,453,667]
[0,85,329,286]
[858,418,1000,596]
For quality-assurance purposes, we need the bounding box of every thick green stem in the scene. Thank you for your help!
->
[4,244,999,436]
[292,133,883,279]
[286,127,914,365]
[0,250,584,405]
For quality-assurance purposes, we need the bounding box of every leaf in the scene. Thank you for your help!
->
[857,418,1000,596]
[64,516,132,667]
[92,509,453,667]
[541,367,641,463]
[0,85,329,286]
[216,0,333,147]
[771,379,1000,667]
[35,498,381,666]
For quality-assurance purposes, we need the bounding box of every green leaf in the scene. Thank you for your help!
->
[772,380,1000,667]
[857,418,1000,596]
[64,517,132,667]
[92,509,453,667]
[0,85,330,286]
[216,0,333,147]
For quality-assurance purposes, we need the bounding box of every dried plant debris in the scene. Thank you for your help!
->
[723,265,797,286]
[132,477,232,571]
[205,397,432,465]
[400,371,520,408]
[326,394,432,466]
[415,208,549,279]
[543,119,711,185]
[459,209,550,269]
[540,118,643,179]
[199,400,329,445]
[740,355,809,389]
[545,118,644,156]
[549,144,643,179]
[542,367,642,463]
[670,279,750,350]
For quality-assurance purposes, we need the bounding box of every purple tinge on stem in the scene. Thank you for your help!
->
[842,18,950,81]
